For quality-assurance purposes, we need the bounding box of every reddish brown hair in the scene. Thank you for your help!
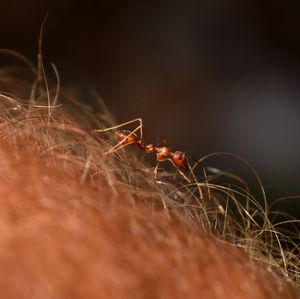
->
[0,63,298,298]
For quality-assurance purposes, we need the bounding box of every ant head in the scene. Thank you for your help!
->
[172,151,188,169]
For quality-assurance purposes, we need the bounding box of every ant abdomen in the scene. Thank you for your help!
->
[115,130,138,145]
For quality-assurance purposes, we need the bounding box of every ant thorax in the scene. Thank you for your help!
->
[115,130,138,145]
[143,144,156,154]
[156,146,172,162]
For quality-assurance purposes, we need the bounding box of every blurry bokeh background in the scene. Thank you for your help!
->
[1,1,300,216]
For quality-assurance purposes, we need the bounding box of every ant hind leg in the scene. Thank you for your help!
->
[168,159,191,183]
[92,118,144,156]
[93,118,143,136]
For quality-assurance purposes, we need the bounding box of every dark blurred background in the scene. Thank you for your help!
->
[1,1,300,216]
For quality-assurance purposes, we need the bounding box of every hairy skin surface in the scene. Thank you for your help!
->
[0,130,298,299]
[0,65,298,298]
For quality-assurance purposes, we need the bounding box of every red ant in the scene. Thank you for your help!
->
[93,118,190,182]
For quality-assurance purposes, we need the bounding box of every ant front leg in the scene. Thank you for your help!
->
[153,159,191,183]
[168,159,191,184]
[92,118,145,156]
[153,162,161,180]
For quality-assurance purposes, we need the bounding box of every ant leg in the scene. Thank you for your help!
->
[93,118,143,136]
[153,162,160,180]
[93,118,145,156]
[186,159,203,204]
[102,141,134,156]
[154,158,191,183]
[168,159,191,183]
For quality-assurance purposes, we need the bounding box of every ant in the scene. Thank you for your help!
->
[92,118,191,182]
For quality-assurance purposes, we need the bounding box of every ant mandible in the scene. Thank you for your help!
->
[93,118,190,182]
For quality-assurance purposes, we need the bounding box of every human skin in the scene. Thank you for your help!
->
[0,69,299,298]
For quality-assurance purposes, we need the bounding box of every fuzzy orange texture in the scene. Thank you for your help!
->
[0,135,298,299]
